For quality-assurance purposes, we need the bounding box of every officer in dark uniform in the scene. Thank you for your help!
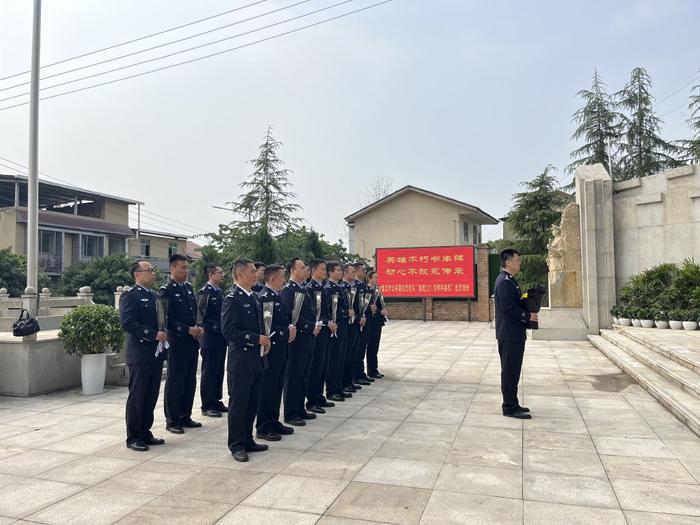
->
[256,264,296,441]
[493,249,536,419]
[281,257,320,426]
[305,259,335,413]
[341,264,360,393]
[120,260,167,451]
[198,264,228,418]
[252,261,266,294]
[365,270,386,379]
[324,261,351,402]
[161,254,203,434]
[352,262,372,385]
[222,259,271,462]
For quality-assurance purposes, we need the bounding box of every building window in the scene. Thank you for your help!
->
[140,238,151,257]
[80,234,103,258]
[463,222,470,243]
[168,241,177,257]
[473,225,479,245]
[39,230,59,254]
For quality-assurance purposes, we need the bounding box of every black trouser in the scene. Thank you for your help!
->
[164,340,199,426]
[306,327,330,408]
[343,322,360,387]
[326,322,348,396]
[256,340,288,434]
[227,369,263,451]
[284,333,314,420]
[125,361,163,444]
[200,344,227,411]
[366,321,382,376]
[498,339,525,413]
[355,322,370,380]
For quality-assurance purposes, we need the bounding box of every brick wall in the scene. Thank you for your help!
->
[385,244,494,322]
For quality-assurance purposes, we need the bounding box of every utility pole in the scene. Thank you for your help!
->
[26,0,42,291]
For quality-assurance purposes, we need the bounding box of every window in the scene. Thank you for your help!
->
[140,238,151,257]
[39,230,59,254]
[462,222,470,243]
[168,241,177,257]
[473,225,479,245]
[80,234,103,258]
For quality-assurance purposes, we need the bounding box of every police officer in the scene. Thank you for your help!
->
[256,264,296,441]
[120,260,167,451]
[222,259,271,462]
[324,261,351,402]
[252,262,266,294]
[493,249,536,419]
[198,264,228,418]
[365,270,386,379]
[341,264,360,394]
[352,262,372,385]
[282,257,320,426]
[305,259,335,414]
[161,254,203,434]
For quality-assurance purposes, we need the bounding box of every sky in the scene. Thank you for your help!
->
[0,0,698,247]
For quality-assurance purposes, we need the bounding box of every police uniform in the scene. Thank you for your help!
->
[160,278,200,429]
[324,279,350,399]
[365,287,385,378]
[281,279,316,422]
[120,284,165,446]
[222,285,267,452]
[198,282,227,413]
[252,281,264,294]
[341,279,359,390]
[493,270,530,414]
[353,277,370,382]
[255,285,291,435]
[305,278,330,410]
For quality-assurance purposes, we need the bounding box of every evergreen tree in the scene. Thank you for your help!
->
[680,74,700,163]
[230,126,301,234]
[615,67,681,180]
[568,70,622,176]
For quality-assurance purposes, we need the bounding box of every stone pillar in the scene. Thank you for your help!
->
[474,243,491,322]
[21,286,38,342]
[575,164,616,334]
[0,288,9,317]
[77,286,94,305]
[114,286,124,310]
[424,297,433,321]
[39,287,51,316]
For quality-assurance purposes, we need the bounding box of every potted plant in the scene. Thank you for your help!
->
[669,309,684,330]
[639,308,655,328]
[618,306,632,326]
[682,310,699,331]
[59,304,124,395]
[610,305,620,325]
[654,309,669,329]
[630,307,642,327]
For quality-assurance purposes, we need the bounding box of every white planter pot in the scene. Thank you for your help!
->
[641,319,655,328]
[612,317,619,325]
[655,320,669,329]
[682,321,698,331]
[670,320,683,330]
[632,319,642,327]
[619,318,632,326]
[81,352,106,395]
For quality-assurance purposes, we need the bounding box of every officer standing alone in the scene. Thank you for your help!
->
[493,249,536,419]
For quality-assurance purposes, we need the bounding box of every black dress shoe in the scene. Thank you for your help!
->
[144,436,165,446]
[278,425,294,435]
[308,406,325,414]
[369,372,384,379]
[365,377,375,383]
[340,392,352,398]
[246,441,269,452]
[356,379,371,386]
[320,400,336,407]
[343,387,357,393]
[503,410,532,419]
[127,441,149,451]
[517,406,530,413]
[351,384,363,390]
[285,418,306,426]
[231,448,248,462]
[166,425,184,434]
[202,409,222,418]
[256,431,281,441]
[328,394,345,402]
[215,403,229,413]
[182,419,202,428]
[300,411,317,420]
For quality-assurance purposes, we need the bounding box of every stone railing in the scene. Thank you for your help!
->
[0,286,95,332]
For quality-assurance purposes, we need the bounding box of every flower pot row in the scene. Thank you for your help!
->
[612,317,698,331]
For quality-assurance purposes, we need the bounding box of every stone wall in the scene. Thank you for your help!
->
[612,165,700,289]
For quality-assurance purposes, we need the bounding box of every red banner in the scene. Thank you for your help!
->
[376,246,476,298]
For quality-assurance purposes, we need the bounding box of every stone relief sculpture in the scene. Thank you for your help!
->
[547,202,582,308]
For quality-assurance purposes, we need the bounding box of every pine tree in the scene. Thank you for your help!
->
[231,126,301,234]
[681,74,700,163]
[615,67,681,180]
[568,70,622,176]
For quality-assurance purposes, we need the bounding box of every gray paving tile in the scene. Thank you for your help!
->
[524,471,619,509]
[165,467,271,504]
[434,463,522,498]
[243,474,347,514]
[0,478,84,519]
[114,495,232,525]
[218,505,320,524]
[420,490,523,525]
[624,510,700,524]
[282,450,370,480]
[354,457,442,489]
[612,479,700,515]
[523,500,626,524]
[601,455,697,483]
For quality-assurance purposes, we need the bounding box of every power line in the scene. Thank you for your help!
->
[0,0,356,104]
[0,0,393,112]
[0,0,270,82]
[659,100,691,118]
[656,74,700,106]
[0,0,313,93]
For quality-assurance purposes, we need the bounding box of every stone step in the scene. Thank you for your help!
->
[589,335,700,437]
[613,325,700,373]
[601,330,700,398]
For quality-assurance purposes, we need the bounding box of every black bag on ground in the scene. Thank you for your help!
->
[12,309,40,337]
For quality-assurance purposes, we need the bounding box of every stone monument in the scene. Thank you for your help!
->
[547,202,582,308]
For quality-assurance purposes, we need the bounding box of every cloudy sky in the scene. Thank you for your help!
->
[0,0,698,245]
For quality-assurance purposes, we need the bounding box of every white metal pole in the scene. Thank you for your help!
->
[26,0,42,291]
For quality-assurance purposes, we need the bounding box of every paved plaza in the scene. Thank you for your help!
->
[0,321,700,524]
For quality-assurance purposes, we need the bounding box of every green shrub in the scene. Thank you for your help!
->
[654,309,669,321]
[669,309,685,321]
[59,304,124,356]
